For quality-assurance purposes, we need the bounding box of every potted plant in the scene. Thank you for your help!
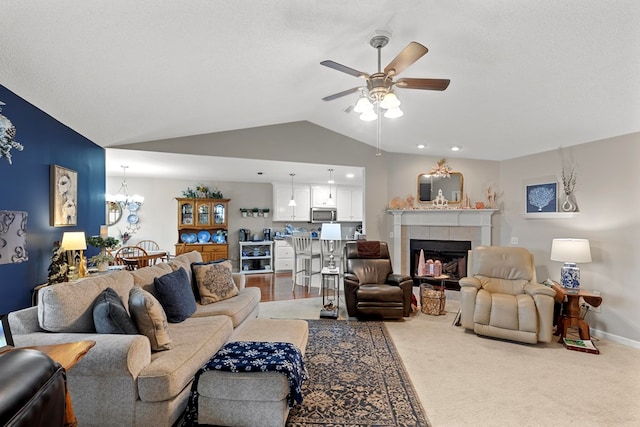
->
[251,207,259,217]
[262,208,270,218]
[240,208,248,217]
[86,236,120,272]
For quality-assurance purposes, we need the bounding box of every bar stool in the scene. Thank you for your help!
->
[291,233,321,291]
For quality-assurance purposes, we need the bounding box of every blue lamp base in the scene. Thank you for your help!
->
[561,262,580,293]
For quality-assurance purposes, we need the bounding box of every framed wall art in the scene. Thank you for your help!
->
[525,182,557,213]
[50,164,78,226]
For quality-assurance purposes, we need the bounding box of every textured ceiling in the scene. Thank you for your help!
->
[1,1,639,164]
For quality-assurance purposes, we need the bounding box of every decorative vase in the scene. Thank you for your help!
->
[560,193,576,212]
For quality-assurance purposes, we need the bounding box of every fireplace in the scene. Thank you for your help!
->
[410,239,471,290]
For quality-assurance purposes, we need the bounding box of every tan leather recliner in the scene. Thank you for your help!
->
[459,246,556,344]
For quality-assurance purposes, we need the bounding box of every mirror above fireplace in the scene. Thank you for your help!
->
[417,172,463,205]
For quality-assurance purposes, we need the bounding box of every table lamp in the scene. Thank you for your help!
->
[61,231,87,280]
[320,223,342,269]
[550,238,592,292]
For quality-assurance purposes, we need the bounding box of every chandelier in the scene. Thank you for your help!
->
[107,165,144,209]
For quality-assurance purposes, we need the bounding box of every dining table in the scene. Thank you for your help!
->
[121,250,169,270]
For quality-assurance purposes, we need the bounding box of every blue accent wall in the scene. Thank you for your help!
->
[0,85,105,313]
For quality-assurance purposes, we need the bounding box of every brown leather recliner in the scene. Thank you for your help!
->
[343,241,413,319]
[0,349,67,427]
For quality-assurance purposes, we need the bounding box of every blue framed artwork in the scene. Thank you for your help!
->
[525,182,557,213]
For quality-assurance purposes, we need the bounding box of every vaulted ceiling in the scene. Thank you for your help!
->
[2,1,638,164]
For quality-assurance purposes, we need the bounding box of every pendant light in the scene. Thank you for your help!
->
[327,168,335,206]
[288,173,297,207]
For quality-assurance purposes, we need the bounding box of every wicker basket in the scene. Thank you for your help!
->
[420,284,446,316]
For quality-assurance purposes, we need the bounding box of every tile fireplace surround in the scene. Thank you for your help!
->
[387,209,497,276]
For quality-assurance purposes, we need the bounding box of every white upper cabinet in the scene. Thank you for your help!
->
[311,185,336,207]
[273,184,311,222]
[337,186,363,221]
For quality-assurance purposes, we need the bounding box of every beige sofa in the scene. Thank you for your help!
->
[8,251,261,426]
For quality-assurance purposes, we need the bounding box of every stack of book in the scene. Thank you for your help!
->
[563,338,600,354]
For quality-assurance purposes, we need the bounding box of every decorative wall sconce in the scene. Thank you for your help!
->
[0,101,24,165]
[0,211,28,265]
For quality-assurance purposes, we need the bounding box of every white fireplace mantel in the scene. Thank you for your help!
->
[387,209,497,270]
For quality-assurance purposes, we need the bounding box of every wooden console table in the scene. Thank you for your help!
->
[551,283,602,343]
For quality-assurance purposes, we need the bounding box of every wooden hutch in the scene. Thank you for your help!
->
[175,198,229,262]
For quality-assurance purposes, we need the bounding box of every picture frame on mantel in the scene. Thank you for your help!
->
[525,182,557,213]
[50,164,78,226]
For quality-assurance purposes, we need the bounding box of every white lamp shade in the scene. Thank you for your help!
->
[320,223,342,240]
[288,198,297,207]
[61,231,87,251]
[550,238,592,263]
[354,96,374,113]
[359,109,378,121]
[379,92,401,109]
[384,107,404,118]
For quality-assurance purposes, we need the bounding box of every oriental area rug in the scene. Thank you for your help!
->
[286,320,430,427]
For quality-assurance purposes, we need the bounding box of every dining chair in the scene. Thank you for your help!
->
[136,240,168,263]
[291,233,321,292]
[114,246,149,270]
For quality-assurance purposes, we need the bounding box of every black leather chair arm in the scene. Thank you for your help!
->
[0,349,67,427]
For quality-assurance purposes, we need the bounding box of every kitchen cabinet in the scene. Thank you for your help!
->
[311,185,335,207]
[240,241,273,274]
[274,239,294,272]
[337,187,363,221]
[273,184,311,222]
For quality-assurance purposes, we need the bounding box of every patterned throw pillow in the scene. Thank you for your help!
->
[191,260,239,305]
[154,267,197,323]
[92,287,138,334]
[128,286,172,351]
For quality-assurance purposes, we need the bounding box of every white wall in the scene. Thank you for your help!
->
[498,133,640,345]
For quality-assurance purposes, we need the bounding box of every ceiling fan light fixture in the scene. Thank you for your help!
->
[384,107,403,118]
[379,92,401,109]
[354,96,374,113]
[359,109,378,121]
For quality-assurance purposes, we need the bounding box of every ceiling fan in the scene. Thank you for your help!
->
[321,31,450,120]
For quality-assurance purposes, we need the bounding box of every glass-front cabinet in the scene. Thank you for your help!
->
[213,202,226,225]
[175,198,230,261]
[196,201,211,226]
[179,200,194,226]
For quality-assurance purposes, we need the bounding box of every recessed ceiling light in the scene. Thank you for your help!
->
[346,173,355,179]
[451,146,461,151]
[417,144,425,149]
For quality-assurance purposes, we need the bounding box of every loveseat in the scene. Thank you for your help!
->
[7,251,261,426]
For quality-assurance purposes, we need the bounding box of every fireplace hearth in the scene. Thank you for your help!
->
[410,239,471,290]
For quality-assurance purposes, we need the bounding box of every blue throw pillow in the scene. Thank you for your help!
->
[154,267,197,323]
[93,287,138,334]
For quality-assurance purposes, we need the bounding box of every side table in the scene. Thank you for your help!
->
[320,267,340,319]
[551,283,602,343]
[416,275,449,316]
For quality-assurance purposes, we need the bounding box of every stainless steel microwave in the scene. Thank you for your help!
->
[310,207,337,223]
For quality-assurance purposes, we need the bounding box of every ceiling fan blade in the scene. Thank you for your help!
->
[321,60,369,78]
[395,78,450,91]
[384,42,429,76]
[321,87,361,101]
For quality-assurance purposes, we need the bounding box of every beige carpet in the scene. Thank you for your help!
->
[259,291,640,427]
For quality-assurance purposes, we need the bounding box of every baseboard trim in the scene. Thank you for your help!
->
[591,328,640,349]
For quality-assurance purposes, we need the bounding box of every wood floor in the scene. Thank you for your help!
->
[244,272,319,302]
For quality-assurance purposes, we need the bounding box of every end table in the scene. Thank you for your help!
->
[320,267,340,319]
